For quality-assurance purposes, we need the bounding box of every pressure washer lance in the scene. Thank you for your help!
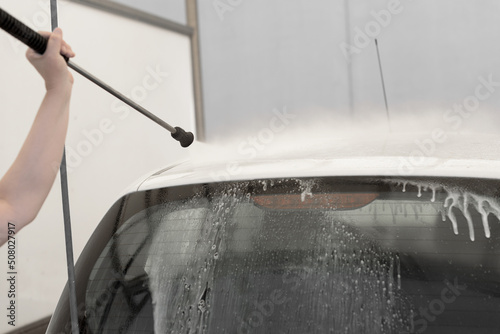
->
[0,7,194,148]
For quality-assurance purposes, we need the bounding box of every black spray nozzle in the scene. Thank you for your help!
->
[172,127,195,148]
[0,6,194,148]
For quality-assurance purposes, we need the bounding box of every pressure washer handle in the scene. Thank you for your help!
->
[0,7,51,56]
[0,7,69,62]
[0,6,195,148]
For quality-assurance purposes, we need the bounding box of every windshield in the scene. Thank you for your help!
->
[80,177,500,333]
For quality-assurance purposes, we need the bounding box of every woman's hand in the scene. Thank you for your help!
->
[25,28,75,92]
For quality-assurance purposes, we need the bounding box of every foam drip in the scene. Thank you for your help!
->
[389,179,500,241]
[296,178,316,202]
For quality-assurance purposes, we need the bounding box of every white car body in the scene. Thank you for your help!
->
[45,132,500,334]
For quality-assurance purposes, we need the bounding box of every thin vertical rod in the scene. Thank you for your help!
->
[375,39,391,130]
[344,0,354,117]
[50,1,80,333]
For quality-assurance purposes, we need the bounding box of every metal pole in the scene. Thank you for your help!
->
[50,1,80,333]
[186,0,206,141]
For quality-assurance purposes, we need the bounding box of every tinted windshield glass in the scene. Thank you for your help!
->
[83,177,500,333]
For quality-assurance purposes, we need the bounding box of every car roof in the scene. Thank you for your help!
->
[129,133,500,192]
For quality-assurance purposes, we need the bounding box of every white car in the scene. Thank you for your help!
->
[45,135,500,333]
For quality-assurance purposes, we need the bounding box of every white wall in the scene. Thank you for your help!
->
[0,0,195,331]
[197,0,500,140]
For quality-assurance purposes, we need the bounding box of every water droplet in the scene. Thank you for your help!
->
[198,300,207,313]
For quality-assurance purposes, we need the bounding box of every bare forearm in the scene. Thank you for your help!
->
[0,28,74,244]
[0,85,71,224]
